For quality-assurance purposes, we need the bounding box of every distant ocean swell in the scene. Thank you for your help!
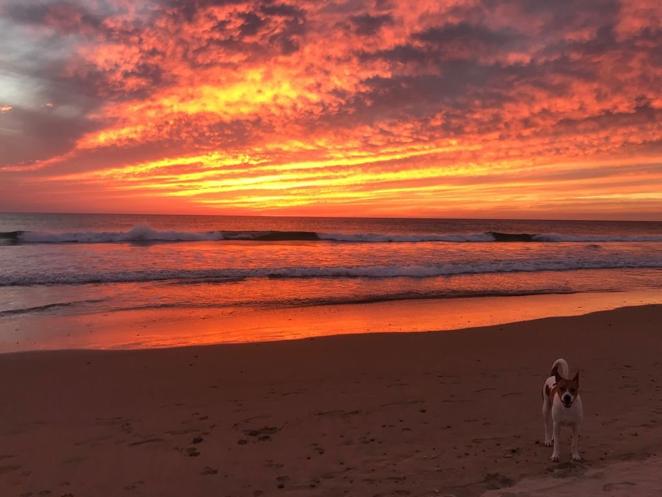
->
[2,225,662,245]
[2,259,661,286]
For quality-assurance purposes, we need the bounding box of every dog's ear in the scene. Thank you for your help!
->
[573,371,580,386]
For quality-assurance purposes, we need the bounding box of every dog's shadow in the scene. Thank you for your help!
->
[546,460,588,478]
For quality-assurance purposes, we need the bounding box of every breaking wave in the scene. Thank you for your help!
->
[2,225,662,245]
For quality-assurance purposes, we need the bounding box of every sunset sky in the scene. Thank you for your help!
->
[0,0,660,219]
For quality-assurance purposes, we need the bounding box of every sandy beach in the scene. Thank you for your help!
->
[1,304,661,497]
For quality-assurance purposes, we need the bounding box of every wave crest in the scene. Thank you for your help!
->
[2,225,662,245]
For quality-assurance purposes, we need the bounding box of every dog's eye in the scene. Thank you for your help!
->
[570,389,577,394]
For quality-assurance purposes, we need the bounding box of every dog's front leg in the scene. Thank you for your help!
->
[550,422,560,462]
[571,424,581,461]
[542,401,553,446]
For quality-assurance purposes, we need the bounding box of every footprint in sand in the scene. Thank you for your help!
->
[186,447,200,457]
[243,426,280,442]
[123,480,145,491]
[201,466,219,475]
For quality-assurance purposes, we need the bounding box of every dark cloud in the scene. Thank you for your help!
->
[361,22,521,67]
[4,0,104,34]
[343,66,512,128]
[360,43,427,64]
[554,99,661,133]
[186,1,306,61]
[0,105,101,165]
[319,1,370,15]
[0,3,109,164]
[342,0,659,139]
[239,11,266,36]
[0,66,106,166]
[260,2,304,18]
[414,22,518,52]
[447,0,620,35]
[162,0,245,22]
[260,2,306,54]
[349,13,393,36]
[373,0,394,11]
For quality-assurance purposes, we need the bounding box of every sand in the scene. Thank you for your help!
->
[482,456,662,496]
[0,304,661,497]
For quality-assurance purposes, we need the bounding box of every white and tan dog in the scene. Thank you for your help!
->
[541,358,583,462]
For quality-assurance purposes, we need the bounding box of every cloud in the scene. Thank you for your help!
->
[4,0,105,32]
[0,103,102,164]
[349,12,394,35]
[0,0,660,217]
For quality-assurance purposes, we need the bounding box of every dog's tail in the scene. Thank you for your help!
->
[550,358,570,379]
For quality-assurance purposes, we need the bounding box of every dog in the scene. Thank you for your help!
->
[541,358,583,462]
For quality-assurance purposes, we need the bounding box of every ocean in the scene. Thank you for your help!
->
[1,213,661,350]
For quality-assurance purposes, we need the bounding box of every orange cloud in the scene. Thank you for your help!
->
[0,0,660,219]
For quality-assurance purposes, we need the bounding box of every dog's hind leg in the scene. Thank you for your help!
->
[571,424,581,461]
[542,400,553,446]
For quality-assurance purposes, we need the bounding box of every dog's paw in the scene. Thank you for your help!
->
[550,454,560,462]
[572,454,582,462]
[544,439,553,447]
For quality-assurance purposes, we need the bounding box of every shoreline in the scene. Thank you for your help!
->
[1,304,661,496]
[2,288,661,353]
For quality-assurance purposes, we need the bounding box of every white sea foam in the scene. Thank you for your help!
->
[2,258,661,286]
[533,233,662,242]
[18,224,226,244]
[317,232,494,242]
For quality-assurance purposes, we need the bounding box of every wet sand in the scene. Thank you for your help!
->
[2,289,661,352]
[1,304,661,496]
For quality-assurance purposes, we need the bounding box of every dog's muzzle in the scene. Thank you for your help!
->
[562,394,573,408]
